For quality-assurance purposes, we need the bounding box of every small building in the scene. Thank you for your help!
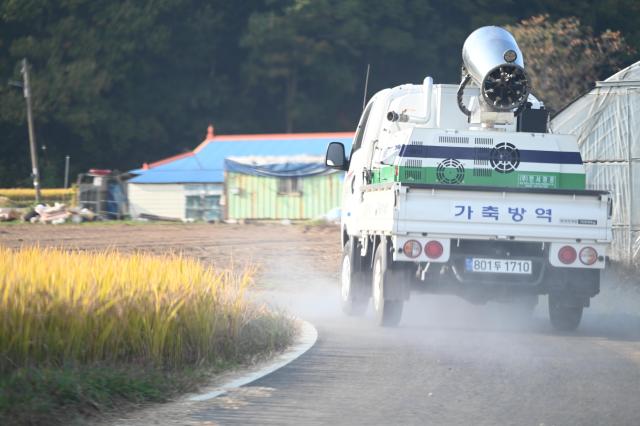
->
[551,61,640,264]
[224,155,343,220]
[128,126,353,221]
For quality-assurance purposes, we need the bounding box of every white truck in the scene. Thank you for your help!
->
[325,26,612,331]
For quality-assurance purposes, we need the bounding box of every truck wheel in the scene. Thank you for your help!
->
[548,294,583,332]
[340,239,368,316]
[372,241,403,327]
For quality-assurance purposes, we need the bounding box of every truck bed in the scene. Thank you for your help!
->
[359,183,612,243]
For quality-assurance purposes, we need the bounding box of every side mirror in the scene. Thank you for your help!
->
[325,142,348,171]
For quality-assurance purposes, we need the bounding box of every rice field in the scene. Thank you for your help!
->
[0,188,75,206]
[0,246,295,373]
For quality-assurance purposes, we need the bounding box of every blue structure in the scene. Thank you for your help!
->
[127,126,353,221]
[130,127,353,183]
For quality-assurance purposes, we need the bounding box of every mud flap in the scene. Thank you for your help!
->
[547,268,600,308]
[347,236,369,299]
[379,238,412,301]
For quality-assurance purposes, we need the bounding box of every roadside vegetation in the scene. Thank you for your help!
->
[0,188,76,207]
[0,247,295,425]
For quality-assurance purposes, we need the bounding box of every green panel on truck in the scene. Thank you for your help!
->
[371,165,586,190]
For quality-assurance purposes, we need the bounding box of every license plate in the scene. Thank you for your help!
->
[465,258,532,274]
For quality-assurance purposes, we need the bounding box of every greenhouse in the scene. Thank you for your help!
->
[551,61,640,264]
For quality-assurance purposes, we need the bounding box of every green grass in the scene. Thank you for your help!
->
[1,365,186,425]
[0,363,240,425]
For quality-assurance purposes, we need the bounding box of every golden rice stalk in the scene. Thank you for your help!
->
[0,247,287,372]
[0,188,75,202]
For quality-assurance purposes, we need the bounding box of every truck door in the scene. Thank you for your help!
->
[343,102,375,235]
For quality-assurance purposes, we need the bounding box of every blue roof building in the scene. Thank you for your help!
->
[127,126,353,221]
[130,126,353,183]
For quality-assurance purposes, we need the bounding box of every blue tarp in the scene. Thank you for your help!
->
[224,158,335,177]
[129,135,353,184]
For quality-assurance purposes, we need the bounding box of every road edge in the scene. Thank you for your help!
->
[187,319,318,402]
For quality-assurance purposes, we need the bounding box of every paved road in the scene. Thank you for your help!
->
[133,249,640,426]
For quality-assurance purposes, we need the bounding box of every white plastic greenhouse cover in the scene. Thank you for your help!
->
[551,61,640,264]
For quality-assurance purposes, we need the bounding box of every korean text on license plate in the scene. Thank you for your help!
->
[465,258,532,274]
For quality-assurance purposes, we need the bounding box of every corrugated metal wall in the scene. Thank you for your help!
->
[226,172,343,219]
[128,183,186,219]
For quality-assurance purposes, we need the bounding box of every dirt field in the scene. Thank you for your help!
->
[0,222,341,278]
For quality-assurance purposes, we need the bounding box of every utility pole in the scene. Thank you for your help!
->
[64,155,70,189]
[21,58,42,203]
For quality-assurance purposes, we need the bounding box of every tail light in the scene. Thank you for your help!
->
[558,245,577,264]
[403,240,422,258]
[579,247,598,265]
[425,240,444,259]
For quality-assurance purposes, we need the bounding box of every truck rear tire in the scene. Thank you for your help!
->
[372,240,404,327]
[340,239,368,316]
[548,294,583,332]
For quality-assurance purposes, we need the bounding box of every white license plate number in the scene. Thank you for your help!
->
[465,258,532,274]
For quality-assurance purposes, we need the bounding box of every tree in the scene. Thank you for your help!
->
[0,0,263,186]
[506,14,633,112]
[241,0,451,132]
[241,0,367,132]
[1,2,640,187]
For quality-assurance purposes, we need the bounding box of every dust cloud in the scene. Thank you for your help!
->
[580,267,640,339]
[254,248,640,344]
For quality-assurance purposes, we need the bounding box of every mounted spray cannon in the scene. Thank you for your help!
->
[458,26,531,127]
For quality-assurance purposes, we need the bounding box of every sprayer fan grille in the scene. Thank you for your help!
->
[482,65,528,111]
